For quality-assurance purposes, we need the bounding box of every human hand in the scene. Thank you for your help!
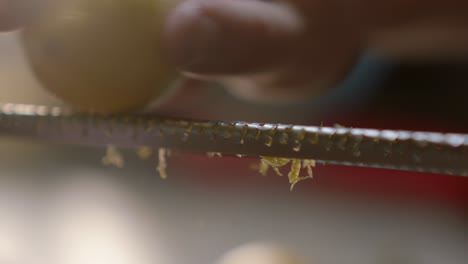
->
[2,0,468,107]
[162,0,468,103]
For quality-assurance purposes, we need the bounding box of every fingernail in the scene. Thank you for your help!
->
[164,2,220,72]
[181,17,219,69]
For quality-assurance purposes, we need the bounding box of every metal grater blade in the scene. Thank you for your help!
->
[0,103,467,176]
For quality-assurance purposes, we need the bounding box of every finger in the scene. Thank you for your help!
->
[0,0,50,32]
[162,0,362,103]
[357,0,468,59]
[162,0,307,75]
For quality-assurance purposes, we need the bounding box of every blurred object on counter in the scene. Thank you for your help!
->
[215,241,306,264]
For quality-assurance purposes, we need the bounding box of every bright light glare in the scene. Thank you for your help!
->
[54,209,147,264]
[48,173,169,264]
[0,219,27,263]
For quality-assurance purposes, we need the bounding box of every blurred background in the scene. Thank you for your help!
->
[1,28,468,264]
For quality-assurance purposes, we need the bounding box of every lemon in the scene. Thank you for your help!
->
[21,0,179,113]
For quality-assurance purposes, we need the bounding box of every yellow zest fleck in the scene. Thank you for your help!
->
[259,156,315,190]
[259,157,291,176]
[240,125,249,144]
[255,129,262,140]
[308,133,319,144]
[302,159,316,178]
[288,159,302,190]
[292,141,302,152]
[156,148,169,179]
[136,146,152,160]
[279,132,289,145]
[288,159,314,191]
[259,159,270,176]
[102,145,124,168]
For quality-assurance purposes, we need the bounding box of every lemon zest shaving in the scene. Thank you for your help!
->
[156,148,169,179]
[259,156,315,190]
[102,145,124,168]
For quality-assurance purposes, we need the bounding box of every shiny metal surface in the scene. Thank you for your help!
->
[0,103,467,176]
